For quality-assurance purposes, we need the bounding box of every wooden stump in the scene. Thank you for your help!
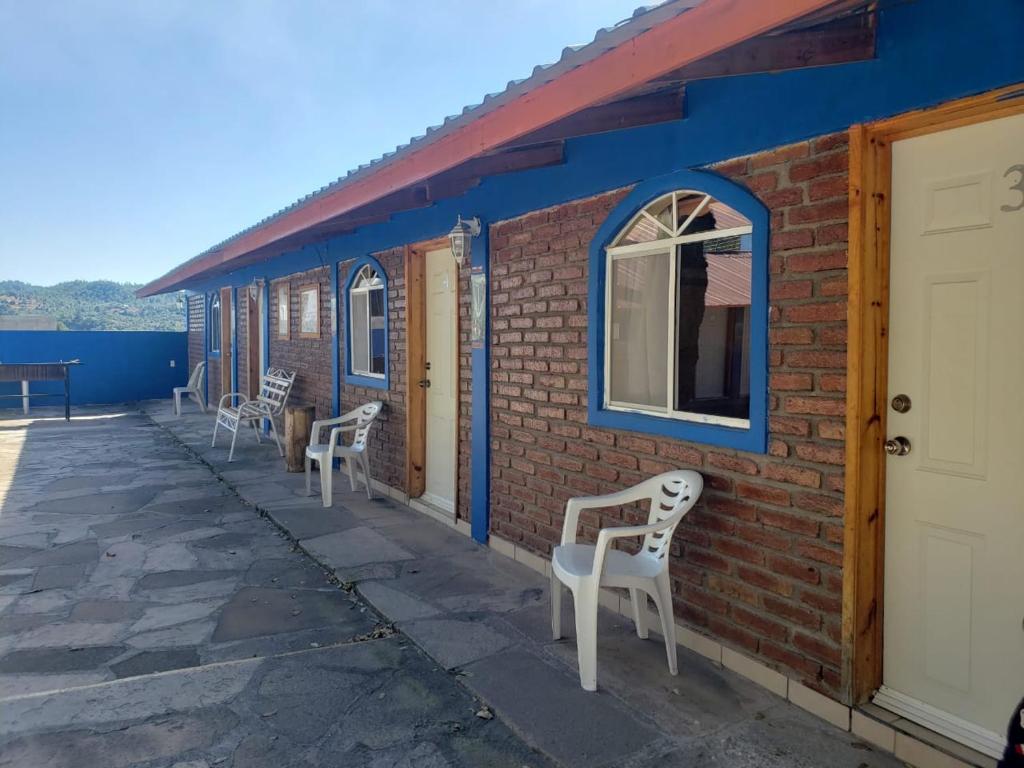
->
[284,403,315,472]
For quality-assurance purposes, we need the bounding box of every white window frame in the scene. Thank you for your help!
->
[603,190,753,430]
[348,264,385,379]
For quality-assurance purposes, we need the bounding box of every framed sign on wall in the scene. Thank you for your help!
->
[298,284,320,339]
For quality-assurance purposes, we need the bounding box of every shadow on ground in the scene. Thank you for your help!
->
[0,406,550,768]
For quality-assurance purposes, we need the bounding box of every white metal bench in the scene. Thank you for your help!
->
[304,401,383,506]
[173,361,206,416]
[212,367,295,462]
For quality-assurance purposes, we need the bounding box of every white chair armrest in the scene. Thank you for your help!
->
[218,392,248,410]
[591,517,677,581]
[309,414,356,445]
[560,486,655,545]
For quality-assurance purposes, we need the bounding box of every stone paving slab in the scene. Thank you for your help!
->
[145,401,906,768]
[0,405,553,768]
[0,408,386,693]
[0,640,553,768]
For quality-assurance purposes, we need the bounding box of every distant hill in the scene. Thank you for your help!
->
[0,281,183,331]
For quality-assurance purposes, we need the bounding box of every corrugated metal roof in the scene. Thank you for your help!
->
[705,253,751,307]
[166,0,701,279]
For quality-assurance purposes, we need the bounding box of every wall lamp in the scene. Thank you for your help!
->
[448,215,481,268]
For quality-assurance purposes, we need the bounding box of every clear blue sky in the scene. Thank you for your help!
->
[0,0,644,286]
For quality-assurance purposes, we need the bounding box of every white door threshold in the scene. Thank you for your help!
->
[408,494,456,525]
[873,686,1005,760]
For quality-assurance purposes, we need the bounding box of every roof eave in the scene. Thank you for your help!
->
[139,0,842,298]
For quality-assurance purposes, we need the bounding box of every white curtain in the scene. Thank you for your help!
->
[608,251,669,408]
[351,291,369,374]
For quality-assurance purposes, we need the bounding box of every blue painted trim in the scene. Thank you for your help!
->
[331,262,341,417]
[345,372,388,390]
[203,295,210,405]
[230,287,238,395]
[261,279,270,374]
[341,254,390,390]
[587,168,769,454]
[469,225,490,543]
[261,279,271,433]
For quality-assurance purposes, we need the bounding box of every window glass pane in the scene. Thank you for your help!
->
[368,288,385,375]
[608,251,669,408]
[676,195,751,235]
[674,214,751,420]
[618,196,673,245]
[209,297,221,352]
[351,291,369,374]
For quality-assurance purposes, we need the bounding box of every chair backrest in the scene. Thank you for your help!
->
[346,400,383,449]
[637,470,703,562]
[187,361,206,389]
[257,368,296,414]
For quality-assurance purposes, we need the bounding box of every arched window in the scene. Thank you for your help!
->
[589,170,768,452]
[208,293,222,355]
[345,257,389,388]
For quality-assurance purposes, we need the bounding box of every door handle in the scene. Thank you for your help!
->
[885,436,911,456]
[418,379,431,389]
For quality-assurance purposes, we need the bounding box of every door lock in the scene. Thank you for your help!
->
[418,379,431,389]
[884,436,912,456]
[891,394,912,413]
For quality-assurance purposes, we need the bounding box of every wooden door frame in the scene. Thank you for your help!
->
[404,237,455,501]
[842,82,1024,704]
[219,287,233,398]
[246,287,260,399]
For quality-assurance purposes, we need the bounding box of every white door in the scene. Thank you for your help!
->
[877,113,1024,758]
[423,247,458,513]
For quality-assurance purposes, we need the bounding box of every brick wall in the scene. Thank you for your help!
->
[457,258,473,522]
[237,291,249,399]
[269,268,333,420]
[187,294,204,378]
[338,250,407,492]
[488,133,849,698]
[335,249,474,515]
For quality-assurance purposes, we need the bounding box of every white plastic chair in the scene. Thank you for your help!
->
[305,401,383,505]
[550,470,703,691]
[173,361,206,416]
[212,368,295,462]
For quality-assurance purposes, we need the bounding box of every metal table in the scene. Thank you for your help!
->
[0,360,81,421]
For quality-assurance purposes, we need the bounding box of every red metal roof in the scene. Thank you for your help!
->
[139,0,841,297]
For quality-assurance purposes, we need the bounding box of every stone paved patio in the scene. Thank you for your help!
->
[0,402,907,767]
[0,407,550,768]
[142,400,907,768]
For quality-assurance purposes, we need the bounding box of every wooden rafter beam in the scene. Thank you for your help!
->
[502,89,685,148]
[653,14,875,84]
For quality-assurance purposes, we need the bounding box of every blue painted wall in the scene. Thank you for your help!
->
[0,331,188,408]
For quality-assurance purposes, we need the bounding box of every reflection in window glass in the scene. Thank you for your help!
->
[675,213,751,420]
[606,190,753,425]
[368,289,386,375]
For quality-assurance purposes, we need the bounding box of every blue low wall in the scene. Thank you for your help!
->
[0,331,188,408]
